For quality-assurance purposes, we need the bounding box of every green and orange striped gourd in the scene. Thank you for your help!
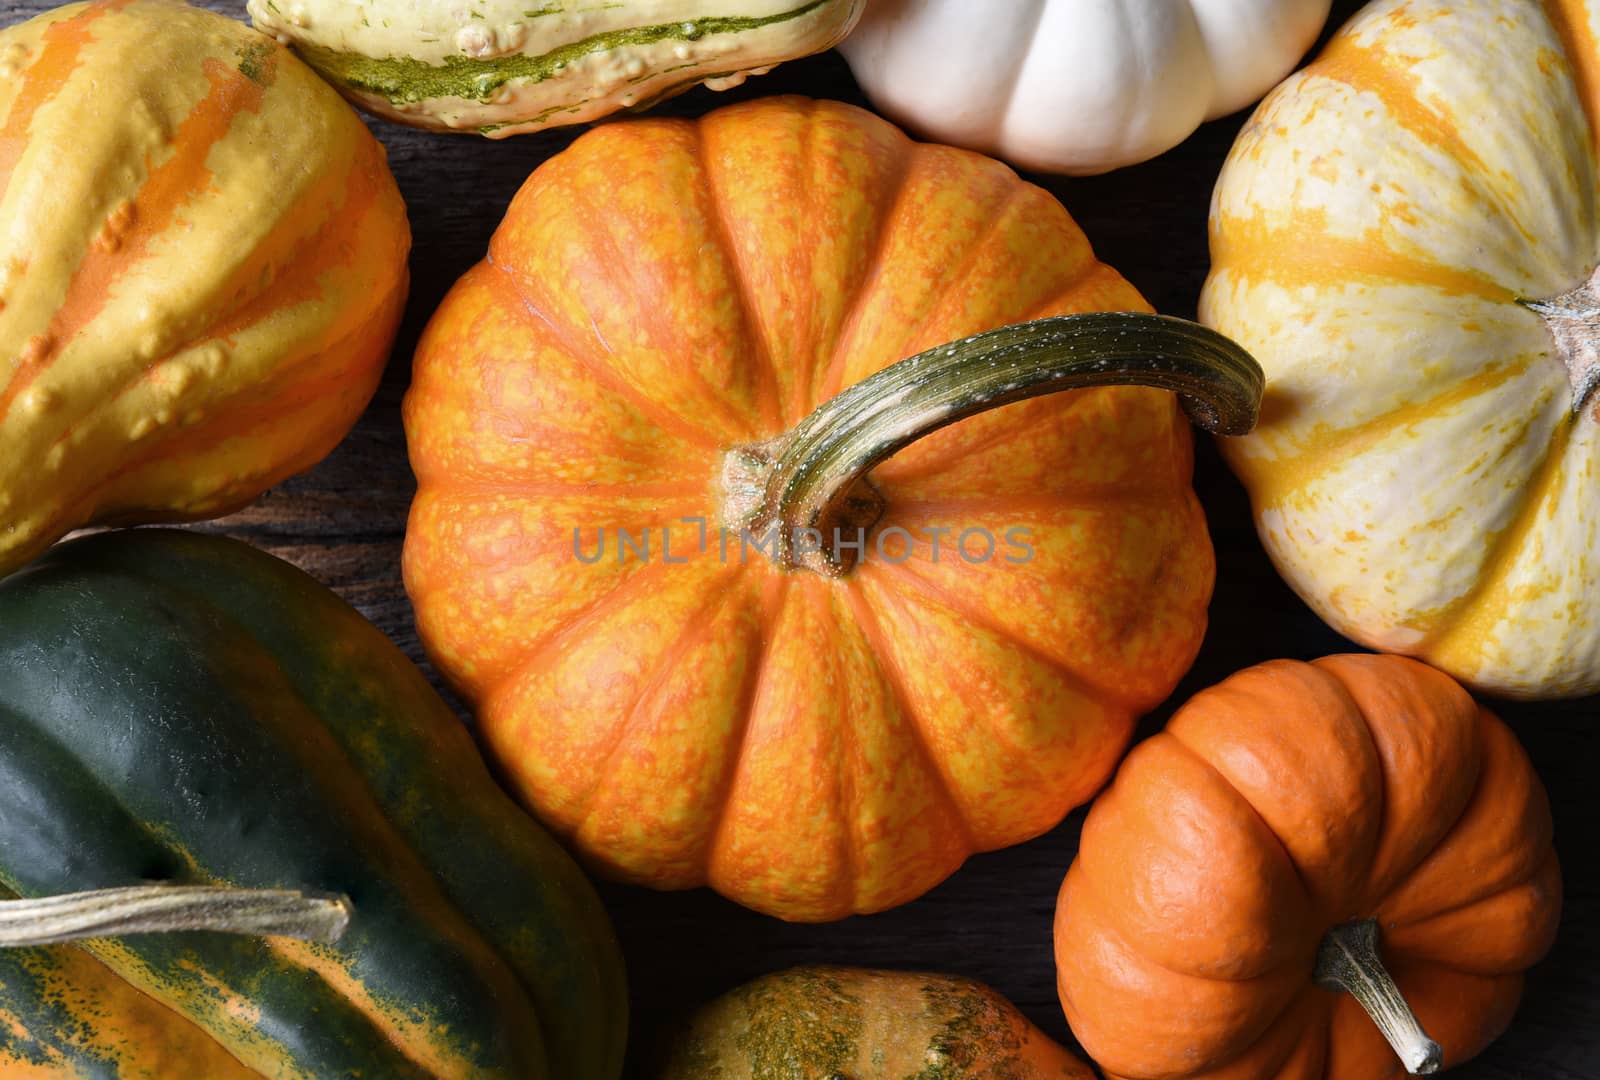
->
[0,530,626,1079]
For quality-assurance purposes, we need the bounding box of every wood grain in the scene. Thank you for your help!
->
[2,1,1595,1076]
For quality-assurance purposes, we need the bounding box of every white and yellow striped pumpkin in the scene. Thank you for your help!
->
[1202,0,1600,699]
[0,0,410,578]
[247,0,864,136]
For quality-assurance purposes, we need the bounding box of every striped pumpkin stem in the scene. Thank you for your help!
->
[1315,918,1442,1075]
[721,312,1264,576]
[0,886,351,947]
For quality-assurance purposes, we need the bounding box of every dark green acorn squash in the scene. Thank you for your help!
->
[0,529,626,1079]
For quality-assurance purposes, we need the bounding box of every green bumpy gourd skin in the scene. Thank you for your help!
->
[295,2,836,108]
[0,530,627,1080]
[659,965,1093,1078]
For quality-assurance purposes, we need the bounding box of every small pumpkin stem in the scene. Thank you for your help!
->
[1523,267,1600,416]
[1315,919,1442,1075]
[0,886,351,947]
[720,312,1264,576]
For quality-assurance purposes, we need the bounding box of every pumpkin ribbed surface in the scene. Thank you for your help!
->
[1201,0,1600,697]
[1055,654,1561,1079]
[0,0,410,578]
[403,97,1215,921]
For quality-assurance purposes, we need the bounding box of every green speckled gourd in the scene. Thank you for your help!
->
[0,529,626,1079]
[658,966,1093,1079]
[247,0,863,135]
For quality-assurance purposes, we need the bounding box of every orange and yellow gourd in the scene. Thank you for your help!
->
[0,0,410,577]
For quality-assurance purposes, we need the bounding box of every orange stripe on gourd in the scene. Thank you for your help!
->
[840,196,1139,486]
[41,129,391,464]
[70,297,402,524]
[261,939,506,1079]
[1211,209,1514,300]
[848,569,1133,844]
[208,132,393,348]
[567,580,766,887]
[1543,0,1600,142]
[490,122,769,447]
[478,259,727,457]
[38,149,401,532]
[0,0,133,199]
[1315,36,1491,176]
[0,942,257,1078]
[0,53,274,424]
[1238,356,1538,506]
[696,99,908,423]
[1420,420,1577,659]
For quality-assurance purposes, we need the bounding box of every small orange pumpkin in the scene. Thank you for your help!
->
[1055,654,1561,1079]
[402,97,1260,921]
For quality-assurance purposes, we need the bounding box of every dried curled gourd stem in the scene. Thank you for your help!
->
[1315,918,1442,1075]
[723,312,1264,576]
[0,885,351,947]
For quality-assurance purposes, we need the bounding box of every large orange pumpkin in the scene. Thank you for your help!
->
[402,97,1261,921]
[1055,654,1561,1079]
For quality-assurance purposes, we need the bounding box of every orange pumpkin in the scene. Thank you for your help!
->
[402,97,1261,921]
[1055,654,1561,1079]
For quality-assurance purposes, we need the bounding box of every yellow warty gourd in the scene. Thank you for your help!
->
[0,0,410,577]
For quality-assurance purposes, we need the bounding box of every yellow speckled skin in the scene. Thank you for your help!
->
[659,966,1094,1078]
[0,0,410,577]
[1202,0,1600,699]
[403,98,1215,922]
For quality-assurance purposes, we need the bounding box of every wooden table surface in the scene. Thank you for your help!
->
[6,1,1596,1076]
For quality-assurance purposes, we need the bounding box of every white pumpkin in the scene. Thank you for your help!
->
[839,0,1332,175]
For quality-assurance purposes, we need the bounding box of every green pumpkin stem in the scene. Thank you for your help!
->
[0,885,351,947]
[721,312,1263,576]
[1315,918,1442,1075]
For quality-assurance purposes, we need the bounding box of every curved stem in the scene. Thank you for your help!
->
[722,312,1263,575]
[0,886,351,947]
[1315,919,1442,1075]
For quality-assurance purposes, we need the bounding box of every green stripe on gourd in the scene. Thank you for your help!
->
[294,0,833,106]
